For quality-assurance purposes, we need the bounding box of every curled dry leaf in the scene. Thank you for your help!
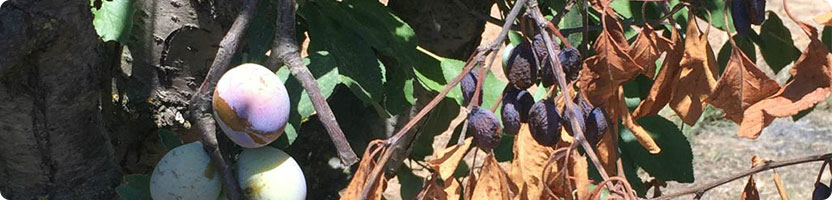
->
[633,26,684,119]
[741,174,760,200]
[630,24,673,79]
[738,17,832,138]
[814,11,832,26]
[568,150,590,199]
[741,156,765,200]
[472,155,516,200]
[671,15,719,126]
[419,174,461,200]
[340,142,387,200]
[427,137,474,182]
[578,7,642,106]
[706,39,780,124]
[510,124,556,200]
[617,87,661,154]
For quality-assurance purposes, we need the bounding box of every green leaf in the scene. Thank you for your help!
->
[494,133,514,162]
[823,26,832,53]
[410,97,460,160]
[272,51,340,148]
[619,116,694,183]
[412,49,506,107]
[396,168,424,200]
[792,105,815,121]
[384,63,416,115]
[115,174,151,200]
[304,3,387,116]
[91,0,134,42]
[717,34,756,74]
[696,0,732,32]
[759,12,801,74]
[559,0,585,47]
[243,0,277,63]
[157,129,182,150]
[621,153,648,197]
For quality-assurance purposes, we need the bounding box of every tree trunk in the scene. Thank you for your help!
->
[0,0,122,199]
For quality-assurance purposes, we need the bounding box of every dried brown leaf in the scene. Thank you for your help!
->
[742,156,763,200]
[618,87,661,154]
[706,42,780,124]
[420,175,461,200]
[741,175,760,200]
[569,150,590,199]
[427,138,474,181]
[340,143,386,200]
[633,26,684,119]
[738,20,832,139]
[671,16,719,125]
[578,7,642,106]
[472,155,513,200]
[511,124,556,200]
[630,24,673,79]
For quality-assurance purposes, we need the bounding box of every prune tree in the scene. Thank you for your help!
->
[4,0,832,199]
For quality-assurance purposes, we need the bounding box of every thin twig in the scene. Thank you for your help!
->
[187,0,261,199]
[652,153,832,200]
[356,0,529,199]
[526,0,613,184]
[267,0,358,166]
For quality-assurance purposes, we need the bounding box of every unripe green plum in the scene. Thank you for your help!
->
[213,63,290,148]
[150,141,221,200]
[237,147,307,200]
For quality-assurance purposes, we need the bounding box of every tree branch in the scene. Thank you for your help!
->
[267,0,358,166]
[187,0,261,199]
[651,153,832,200]
[356,0,529,199]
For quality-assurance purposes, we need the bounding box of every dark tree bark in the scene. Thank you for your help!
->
[388,0,494,60]
[0,0,122,199]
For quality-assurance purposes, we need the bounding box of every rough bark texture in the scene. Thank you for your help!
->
[109,0,243,175]
[0,0,122,199]
[388,0,494,60]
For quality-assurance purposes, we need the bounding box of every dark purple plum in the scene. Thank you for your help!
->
[559,47,581,83]
[468,107,502,150]
[460,69,482,106]
[528,99,561,146]
[505,41,539,89]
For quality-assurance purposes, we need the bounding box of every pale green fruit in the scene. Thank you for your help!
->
[150,141,221,200]
[237,147,306,200]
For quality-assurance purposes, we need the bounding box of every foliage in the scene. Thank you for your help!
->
[100,0,832,199]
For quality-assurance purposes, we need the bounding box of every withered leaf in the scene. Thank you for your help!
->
[814,11,832,26]
[340,143,387,200]
[427,138,474,181]
[633,26,684,119]
[419,175,461,200]
[671,16,719,125]
[510,124,556,200]
[741,174,760,200]
[568,151,590,199]
[618,87,661,154]
[578,7,642,106]
[472,155,514,200]
[630,24,673,79]
[706,41,780,124]
[741,156,763,200]
[739,18,832,139]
